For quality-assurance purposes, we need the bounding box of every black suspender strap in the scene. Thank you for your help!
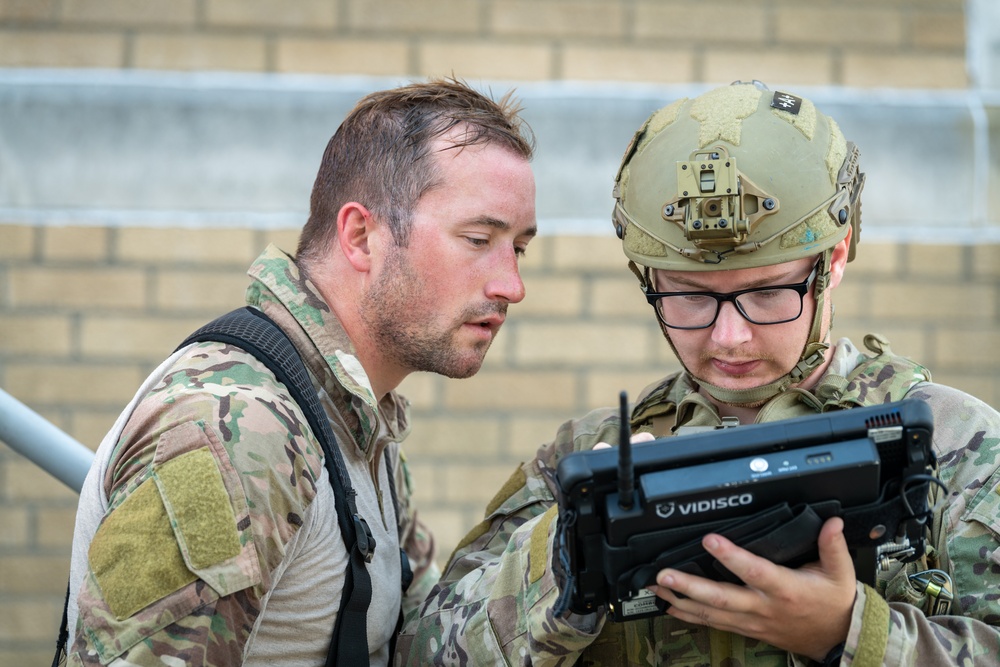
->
[178,307,374,667]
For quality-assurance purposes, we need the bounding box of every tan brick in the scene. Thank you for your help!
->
[62,0,197,25]
[155,270,248,311]
[134,33,267,72]
[831,279,867,320]
[37,506,78,548]
[81,315,209,358]
[515,321,649,365]
[0,0,57,20]
[404,417,502,458]
[929,371,997,409]
[704,50,833,87]
[441,370,576,410]
[562,46,695,84]
[590,275,648,317]
[441,462,515,503]
[0,30,124,67]
[42,225,109,261]
[0,555,69,594]
[518,236,552,272]
[0,506,29,547]
[260,229,302,255]
[347,0,478,33]
[905,244,965,278]
[0,648,59,665]
[0,225,34,259]
[277,37,409,76]
[67,409,118,450]
[0,314,72,356]
[970,244,1000,279]
[776,8,902,46]
[396,372,438,410]
[849,241,901,278]
[492,1,624,39]
[117,228,257,265]
[551,235,624,271]
[584,369,674,412]
[870,282,994,322]
[843,53,967,88]
[835,323,929,362]
[635,3,766,42]
[911,11,966,50]
[206,0,338,29]
[3,459,78,501]
[508,415,566,454]
[933,327,1000,370]
[6,363,144,405]
[419,40,551,81]
[518,275,584,317]
[405,459,445,505]
[0,599,62,641]
[411,505,468,565]
[9,266,147,309]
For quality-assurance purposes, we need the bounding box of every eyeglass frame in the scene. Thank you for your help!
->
[644,261,820,330]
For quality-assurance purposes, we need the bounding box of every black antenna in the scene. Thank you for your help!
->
[617,390,634,510]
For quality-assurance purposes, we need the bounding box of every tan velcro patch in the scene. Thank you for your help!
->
[88,479,197,620]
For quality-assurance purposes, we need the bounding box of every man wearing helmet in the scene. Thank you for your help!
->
[396,82,1000,665]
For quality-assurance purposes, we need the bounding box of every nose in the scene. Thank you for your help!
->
[710,300,752,348]
[486,247,526,304]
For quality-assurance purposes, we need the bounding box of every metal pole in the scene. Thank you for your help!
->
[0,387,94,493]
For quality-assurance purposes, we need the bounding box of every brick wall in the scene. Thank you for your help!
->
[1,0,967,88]
[3,223,1000,660]
[0,0,989,661]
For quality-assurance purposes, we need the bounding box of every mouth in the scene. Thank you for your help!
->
[711,358,761,376]
[468,313,505,336]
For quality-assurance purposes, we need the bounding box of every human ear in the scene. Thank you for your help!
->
[337,202,374,272]
[828,226,853,290]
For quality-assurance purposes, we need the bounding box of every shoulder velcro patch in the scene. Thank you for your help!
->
[89,447,243,620]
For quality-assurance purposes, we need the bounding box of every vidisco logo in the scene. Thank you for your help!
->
[655,493,753,519]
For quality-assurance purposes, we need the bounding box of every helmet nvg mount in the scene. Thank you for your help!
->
[613,81,866,406]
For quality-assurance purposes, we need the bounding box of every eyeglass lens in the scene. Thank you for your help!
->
[656,287,805,328]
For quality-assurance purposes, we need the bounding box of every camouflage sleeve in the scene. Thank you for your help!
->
[396,408,620,667]
[836,384,1000,666]
[67,347,324,666]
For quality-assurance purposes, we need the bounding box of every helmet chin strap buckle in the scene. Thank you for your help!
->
[789,344,829,385]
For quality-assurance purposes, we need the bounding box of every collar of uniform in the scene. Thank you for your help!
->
[826,336,863,378]
[243,244,411,456]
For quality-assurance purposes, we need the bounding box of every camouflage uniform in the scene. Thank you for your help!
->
[396,336,1000,666]
[66,244,438,666]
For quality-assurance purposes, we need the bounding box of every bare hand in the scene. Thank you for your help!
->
[649,516,856,661]
[593,432,655,450]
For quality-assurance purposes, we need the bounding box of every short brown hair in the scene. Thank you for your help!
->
[296,78,535,268]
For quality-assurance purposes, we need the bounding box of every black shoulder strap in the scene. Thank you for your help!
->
[178,307,374,667]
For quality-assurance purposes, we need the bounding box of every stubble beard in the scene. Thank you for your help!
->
[360,245,498,379]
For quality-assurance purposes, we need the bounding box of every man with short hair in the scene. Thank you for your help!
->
[64,78,537,666]
[397,81,1000,665]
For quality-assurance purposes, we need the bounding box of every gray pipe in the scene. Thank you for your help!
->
[0,387,94,493]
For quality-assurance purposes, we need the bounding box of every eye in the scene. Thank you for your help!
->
[465,235,490,248]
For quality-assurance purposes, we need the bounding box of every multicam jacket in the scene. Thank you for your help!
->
[397,336,1000,666]
[65,244,438,667]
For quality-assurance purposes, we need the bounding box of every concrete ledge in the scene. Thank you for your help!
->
[2,69,999,242]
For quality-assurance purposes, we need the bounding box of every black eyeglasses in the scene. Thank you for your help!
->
[645,263,819,330]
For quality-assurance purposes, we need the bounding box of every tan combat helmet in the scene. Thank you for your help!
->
[612,81,866,406]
